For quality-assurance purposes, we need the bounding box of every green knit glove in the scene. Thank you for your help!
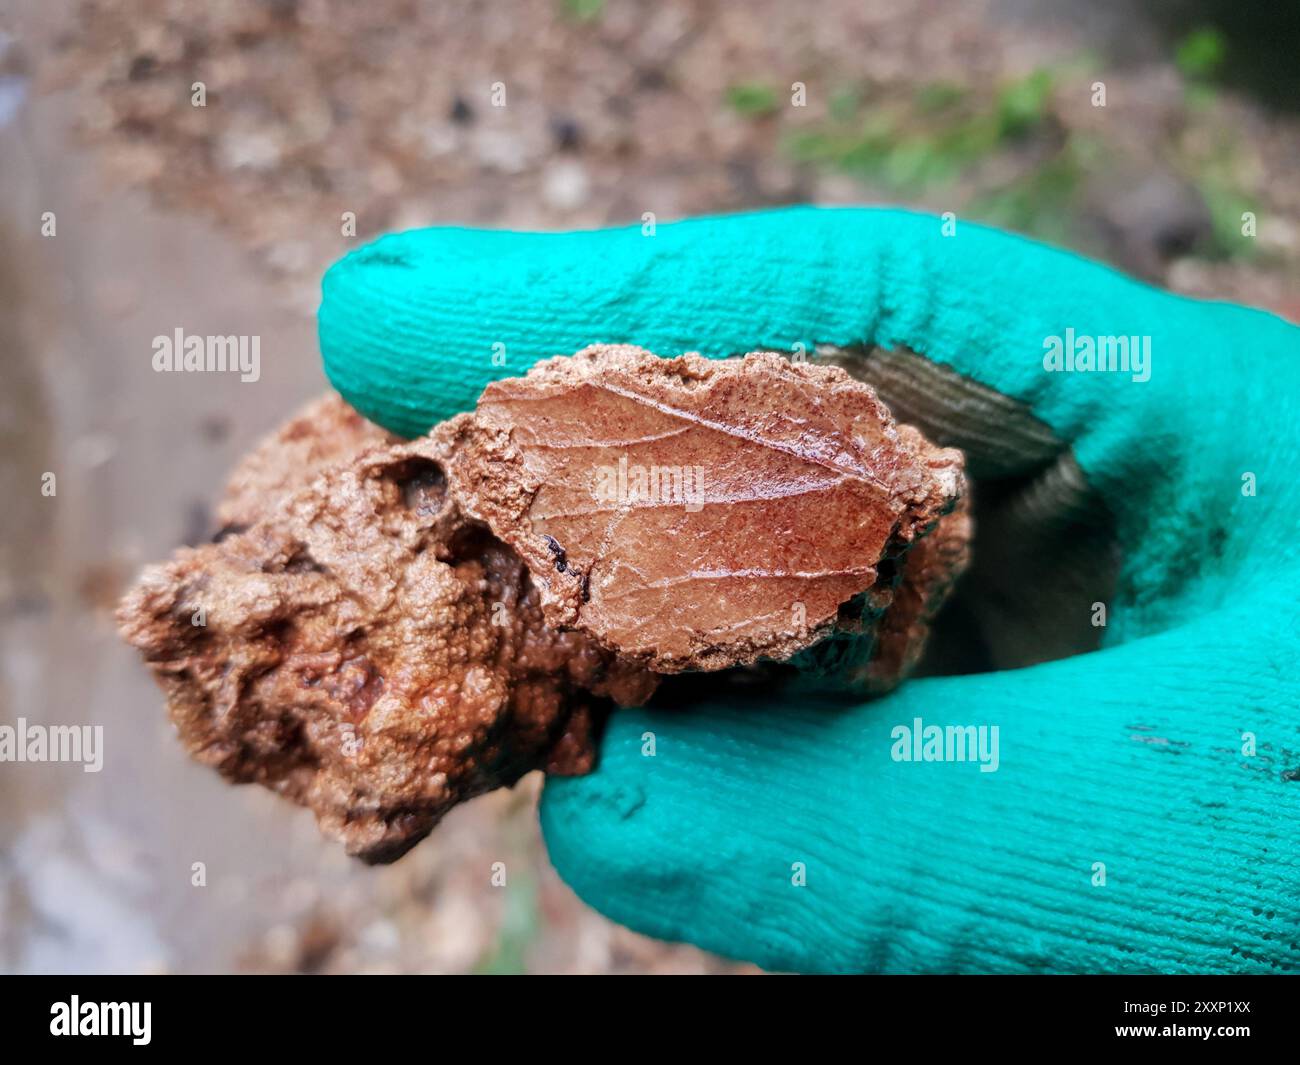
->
[319,207,1300,973]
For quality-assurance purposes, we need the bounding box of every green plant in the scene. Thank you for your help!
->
[1175,27,1227,81]
[913,80,966,115]
[784,68,1060,193]
[474,868,541,975]
[725,82,781,118]
[560,0,605,24]
[968,138,1089,245]
[993,68,1054,137]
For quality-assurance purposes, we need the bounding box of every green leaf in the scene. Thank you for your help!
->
[726,82,781,118]
[1175,27,1226,80]
[560,0,605,24]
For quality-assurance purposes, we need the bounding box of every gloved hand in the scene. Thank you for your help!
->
[318,206,1300,974]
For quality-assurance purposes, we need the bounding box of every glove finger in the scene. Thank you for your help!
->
[317,206,1295,551]
[315,206,1174,438]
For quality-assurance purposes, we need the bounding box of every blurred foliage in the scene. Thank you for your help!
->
[1196,175,1255,260]
[783,68,1059,191]
[1175,27,1227,81]
[969,138,1093,247]
[1149,3,1300,112]
[994,68,1055,138]
[1180,128,1259,261]
[913,81,967,115]
[559,0,605,24]
[725,81,781,118]
[778,52,1264,264]
[474,866,541,975]
[1169,30,1258,261]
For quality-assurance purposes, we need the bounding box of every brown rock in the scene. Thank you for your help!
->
[119,399,656,863]
[118,347,968,861]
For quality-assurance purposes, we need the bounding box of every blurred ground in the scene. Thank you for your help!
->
[0,0,1296,974]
